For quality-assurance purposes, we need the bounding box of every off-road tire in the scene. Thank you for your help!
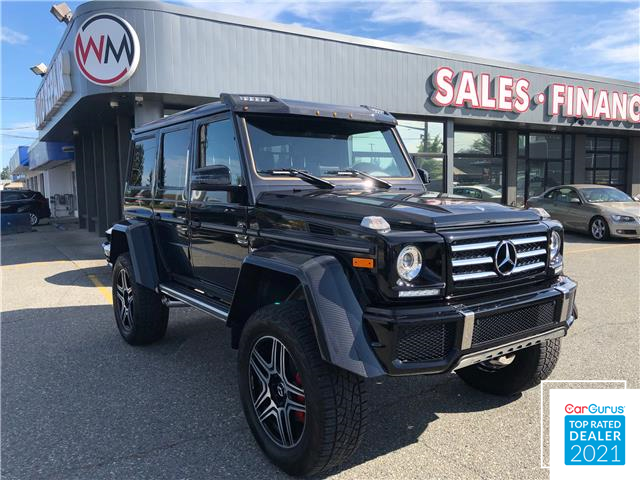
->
[238,302,367,476]
[112,253,168,345]
[456,338,561,396]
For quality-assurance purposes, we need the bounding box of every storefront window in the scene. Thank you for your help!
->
[396,119,445,192]
[585,136,627,191]
[453,130,504,203]
[516,133,573,204]
[454,131,492,155]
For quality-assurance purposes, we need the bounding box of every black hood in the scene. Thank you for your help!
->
[257,188,542,230]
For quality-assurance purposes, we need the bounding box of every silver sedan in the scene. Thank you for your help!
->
[526,184,640,241]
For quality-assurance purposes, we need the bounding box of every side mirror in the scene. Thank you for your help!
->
[417,168,430,184]
[191,165,232,191]
[569,197,581,204]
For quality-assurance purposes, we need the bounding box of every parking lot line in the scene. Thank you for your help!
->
[88,274,112,304]
[566,243,640,255]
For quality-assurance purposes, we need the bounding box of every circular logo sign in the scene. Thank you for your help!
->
[494,240,517,276]
[74,13,140,86]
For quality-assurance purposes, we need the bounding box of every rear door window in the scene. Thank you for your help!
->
[156,126,192,204]
[125,137,157,199]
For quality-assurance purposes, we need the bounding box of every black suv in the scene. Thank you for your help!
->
[1,189,51,226]
[103,94,577,476]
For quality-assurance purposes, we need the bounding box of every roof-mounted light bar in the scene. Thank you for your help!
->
[220,93,397,125]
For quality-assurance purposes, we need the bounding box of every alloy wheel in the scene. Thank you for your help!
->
[29,213,38,226]
[249,335,306,449]
[591,219,606,240]
[116,269,134,332]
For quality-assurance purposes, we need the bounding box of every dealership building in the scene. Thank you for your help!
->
[17,0,640,234]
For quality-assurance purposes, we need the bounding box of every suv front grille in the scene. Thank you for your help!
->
[450,234,548,284]
[472,301,556,346]
[396,323,456,363]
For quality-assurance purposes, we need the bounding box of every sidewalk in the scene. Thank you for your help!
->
[1,222,112,312]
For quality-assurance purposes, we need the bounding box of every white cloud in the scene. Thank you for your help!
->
[1,26,28,45]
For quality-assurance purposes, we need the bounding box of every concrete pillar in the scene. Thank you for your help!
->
[444,119,455,193]
[505,130,518,206]
[134,99,163,127]
[74,135,87,229]
[92,129,108,234]
[101,124,121,227]
[116,115,133,193]
[628,136,640,196]
[82,134,97,232]
[573,134,586,183]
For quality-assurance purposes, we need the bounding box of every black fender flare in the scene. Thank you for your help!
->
[227,248,385,378]
[109,222,160,290]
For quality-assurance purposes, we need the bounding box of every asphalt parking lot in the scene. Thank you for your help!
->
[1,222,639,480]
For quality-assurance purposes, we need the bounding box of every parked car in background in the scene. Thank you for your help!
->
[452,185,502,202]
[0,189,51,226]
[526,185,640,241]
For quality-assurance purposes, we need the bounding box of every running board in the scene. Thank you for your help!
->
[159,283,229,322]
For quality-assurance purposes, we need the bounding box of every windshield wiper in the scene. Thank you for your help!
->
[258,169,335,189]
[327,169,392,189]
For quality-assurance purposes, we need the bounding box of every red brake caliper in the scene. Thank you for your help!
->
[294,372,305,422]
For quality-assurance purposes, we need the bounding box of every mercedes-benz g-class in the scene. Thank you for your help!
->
[103,94,577,476]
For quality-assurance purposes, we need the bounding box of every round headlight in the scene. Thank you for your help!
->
[397,245,422,282]
[550,231,562,259]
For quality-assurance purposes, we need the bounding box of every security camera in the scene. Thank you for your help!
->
[134,95,144,106]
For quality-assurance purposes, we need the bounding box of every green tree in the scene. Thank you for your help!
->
[1,166,10,180]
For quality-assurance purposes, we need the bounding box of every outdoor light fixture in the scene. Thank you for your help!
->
[109,100,119,108]
[50,3,73,23]
[30,63,48,76]
[134,95,144,105]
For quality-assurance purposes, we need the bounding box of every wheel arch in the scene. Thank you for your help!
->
[108,222,161,290]
[228,248,384,378]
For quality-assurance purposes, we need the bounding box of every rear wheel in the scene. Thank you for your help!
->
[238,302,367,476]
[590,216,609,241]
[456,338,561,396]
[112,253,168,345]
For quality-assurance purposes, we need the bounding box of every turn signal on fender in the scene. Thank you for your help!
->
[352,257,374,269]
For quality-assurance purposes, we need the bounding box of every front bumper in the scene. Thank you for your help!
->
[608,221,640,239]
[102,241,112,266]
[365,276,577,375]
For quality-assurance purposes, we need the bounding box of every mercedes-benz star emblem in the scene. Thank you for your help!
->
[494,240,517,276]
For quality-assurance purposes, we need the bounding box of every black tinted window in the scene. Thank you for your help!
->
[2,191,19,201]
[159,129,191,189]
[129,138,156,188]
[198,119,243,185]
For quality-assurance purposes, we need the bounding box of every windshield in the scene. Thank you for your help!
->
[580,187,633,203]
[245,115,413,178]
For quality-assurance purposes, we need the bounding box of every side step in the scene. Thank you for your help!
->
[158,283,229,322]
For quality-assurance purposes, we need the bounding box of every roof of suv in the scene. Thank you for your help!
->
[133,93,397,135]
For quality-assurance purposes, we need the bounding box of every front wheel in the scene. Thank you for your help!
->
[456,338,561,396]
[28,212,39,226]
[590,216,609,241]
[112,253,168,345]
[238,302,367,476]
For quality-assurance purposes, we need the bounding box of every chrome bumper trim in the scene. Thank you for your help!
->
[453,327,567,371]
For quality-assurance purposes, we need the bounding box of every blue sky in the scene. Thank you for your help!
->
[2,0,639,168]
